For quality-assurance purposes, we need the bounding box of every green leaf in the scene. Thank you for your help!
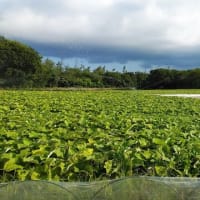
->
[1,153,14,159]
[82,148,93,158]
[4,158,23,171]
[17,169,29,181]
[59,162,65,173]
[32,146,46,156]
[54,148,63,158]
[155,165,167,176]
[20,149,30,157]
[31,171,40,180]
[23,156,39,164]
[74,166,80,172]
[6,131,18,139]
[104,160,112,174]
[143,150,151,159]
[29,131,39,138]
[152,138,165,145]
[139,138,147,147]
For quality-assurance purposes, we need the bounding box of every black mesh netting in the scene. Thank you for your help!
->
[1,177,200,200]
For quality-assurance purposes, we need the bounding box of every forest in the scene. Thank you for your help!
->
[1,36,200,89]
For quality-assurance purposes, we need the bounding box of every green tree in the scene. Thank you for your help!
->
[33,59,59,87]
[4,68,27,87]
[0,37,42,87]
[135,72,148,89]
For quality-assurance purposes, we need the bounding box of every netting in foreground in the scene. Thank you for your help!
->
[1,176,200,200]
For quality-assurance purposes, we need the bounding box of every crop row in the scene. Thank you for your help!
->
[0,90,200,181]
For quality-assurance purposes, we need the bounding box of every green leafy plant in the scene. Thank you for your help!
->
[0,90,200,181]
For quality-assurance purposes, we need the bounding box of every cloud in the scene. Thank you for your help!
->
[1,0,200,70]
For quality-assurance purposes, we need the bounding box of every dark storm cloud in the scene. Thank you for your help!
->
[27,40,200,69]
[1,0,200,70]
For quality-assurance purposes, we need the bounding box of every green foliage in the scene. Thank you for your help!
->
[33,59,61,87]
[143,68,200,89]
[0,90,200,181]
[0,38,41,74]
[1,37,200,89]
[0,37,42,87]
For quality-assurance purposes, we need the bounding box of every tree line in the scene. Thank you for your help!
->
[0,36,200,89]
[141,68,200,89]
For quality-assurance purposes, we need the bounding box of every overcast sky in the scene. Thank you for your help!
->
[1,0,200,71]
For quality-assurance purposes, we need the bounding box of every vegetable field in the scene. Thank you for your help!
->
[0,90,200,182]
